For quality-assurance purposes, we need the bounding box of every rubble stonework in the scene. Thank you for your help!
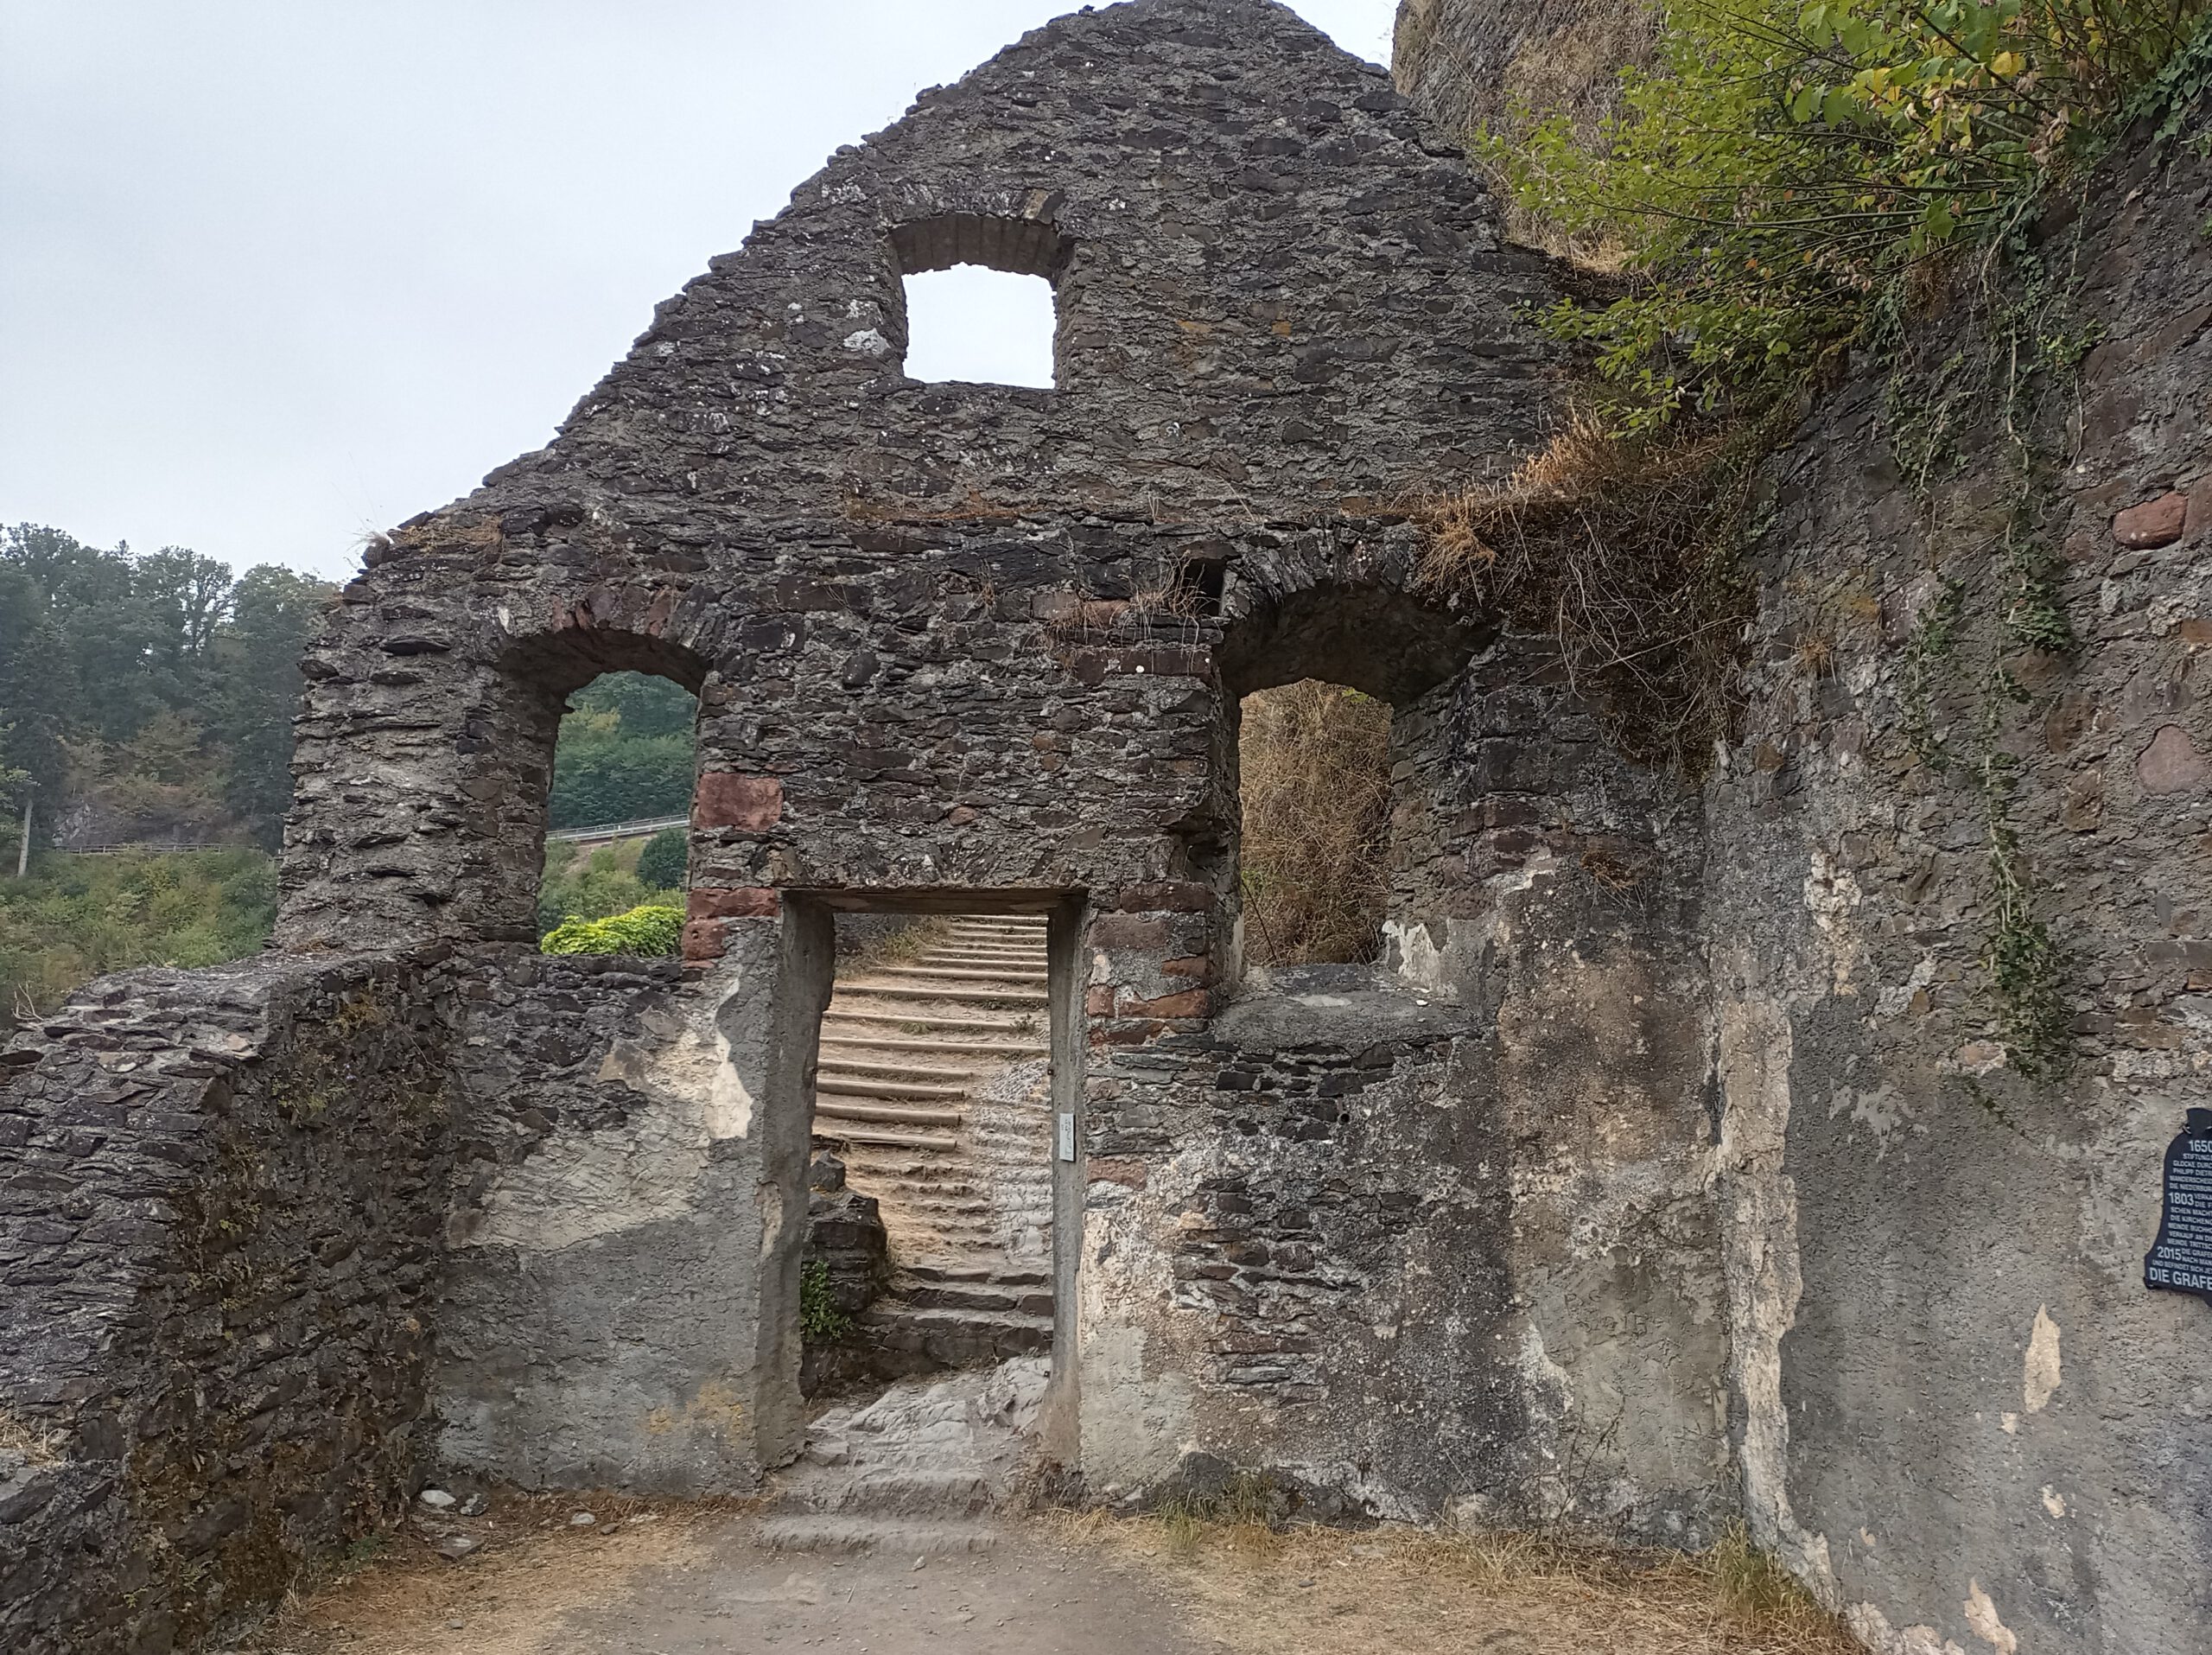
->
[1,0,2206,1649]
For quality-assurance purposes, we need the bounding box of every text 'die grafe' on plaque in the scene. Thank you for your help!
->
[2145,1107,2212,1307]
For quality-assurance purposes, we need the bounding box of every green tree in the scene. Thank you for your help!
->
[635,824,689,891]
[0,525,333,851]
[207,566,332,844]
[547,672,697,828]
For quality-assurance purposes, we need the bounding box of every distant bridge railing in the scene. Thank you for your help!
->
[59,841,258,857]
[547,813,690,846]
[43,815,686,861]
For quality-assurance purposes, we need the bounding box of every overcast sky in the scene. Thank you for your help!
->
[0,1,1396,581]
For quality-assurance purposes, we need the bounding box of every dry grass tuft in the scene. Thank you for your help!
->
[1237,680,1393,966]
[0,1407,64,1467]
[1416,411,1777,772]
[841,916,952,973]
[1069,1511,1865,1655]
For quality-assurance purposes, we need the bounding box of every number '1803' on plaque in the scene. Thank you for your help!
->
[2144,1107,2212,1307]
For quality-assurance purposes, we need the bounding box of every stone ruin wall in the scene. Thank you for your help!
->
[2,0,2207,1649]
[0,952,457,1651]
[1695,137,2212,1651]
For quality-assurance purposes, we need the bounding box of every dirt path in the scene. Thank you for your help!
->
[236,1511,1202,1655]
[237,1505,1858,1655]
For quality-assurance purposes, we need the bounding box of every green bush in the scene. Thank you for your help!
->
[634,825,688,892]
[539,902,683,958]
[799,1258,854,1343]
[1487,0,2212,425]
[535,837,682,933]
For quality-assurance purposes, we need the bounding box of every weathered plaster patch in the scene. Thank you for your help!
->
[1076,1320,1196,1487]
[2023,1306,2062,1415]
[1828,1081,1910,1153]
[463,982,754,1253]
[1803,850,1867,995]
[1382,915,1448,993]
[1964,1579,2019,1653]
[1847,1601,1971,1655]
[1715,992,1837,1599]
[1875,953,1936,1019]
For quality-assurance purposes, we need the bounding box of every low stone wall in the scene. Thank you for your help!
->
[0,952,456,1655]
[435,916,827,1495]
[1078,962,1732,1538]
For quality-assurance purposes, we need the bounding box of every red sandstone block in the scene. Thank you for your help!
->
[1093,1022,1166,1046]
[2113,492,2187,548]
[1090,913,1168,948]
[1161,954,1211,980]
[683,919,729,961]
[693,773,783,830]
[1085,985,1117,1015]
[2138,725,2208,794]
[689,887,781,920]
[1122,988,1208,1018]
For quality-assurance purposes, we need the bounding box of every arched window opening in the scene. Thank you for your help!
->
[536,670,698,952]
[1236,679,1394,967]
[900,264,1057,388]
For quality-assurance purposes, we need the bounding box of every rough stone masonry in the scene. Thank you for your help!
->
[1,0,2205,1650]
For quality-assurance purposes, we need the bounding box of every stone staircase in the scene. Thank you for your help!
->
[813,916,1056,1375]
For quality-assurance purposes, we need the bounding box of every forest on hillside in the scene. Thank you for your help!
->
[0,524,332,854]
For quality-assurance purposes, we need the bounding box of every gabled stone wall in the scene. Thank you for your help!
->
[8,2,2204,1649]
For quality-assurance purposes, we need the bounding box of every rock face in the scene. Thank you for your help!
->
[799,1154,892,1397]
[1390,0,1656,145]
[1,2,2207,1652]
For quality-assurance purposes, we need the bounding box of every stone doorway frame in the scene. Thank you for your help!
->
[773,888,1088,1461]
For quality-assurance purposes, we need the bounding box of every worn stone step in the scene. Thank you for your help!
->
[811,1124,960,1151]
[836,981,1048,1008]
[927,948,1047,964]
[877,1173,984,1194]
[902,1263,1052,1289]
[887,1197,995,1220]
[757,1516,999,1555]
[817,1054,985,1082]
[822,1009,1035,1034]
[859,1304,1053,1361]
[814,1098,966,1129]
[898,1280,1054,1315]
[817,1073,972,1102]
[770,1469,994,1518]
[836,1152,973,1180]
[819,1034,1048,1058]
[892,965,1050,984]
